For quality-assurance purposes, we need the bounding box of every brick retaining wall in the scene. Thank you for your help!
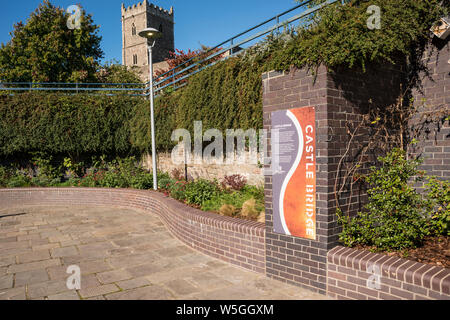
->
[327,246,450,300]
[0,188,266,274]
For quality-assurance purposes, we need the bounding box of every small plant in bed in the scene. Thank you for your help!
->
[337,149,449,266]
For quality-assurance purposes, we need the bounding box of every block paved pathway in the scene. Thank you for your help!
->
[0,205,328,300]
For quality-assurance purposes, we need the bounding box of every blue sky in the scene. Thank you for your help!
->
[0,0,301,64]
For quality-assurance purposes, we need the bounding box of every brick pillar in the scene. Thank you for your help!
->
[262,63,405,294]
[263,66,331,294]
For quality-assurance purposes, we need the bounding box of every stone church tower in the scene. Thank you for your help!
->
[121,1,174,82]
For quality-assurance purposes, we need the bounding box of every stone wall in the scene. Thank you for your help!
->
[142,152,264,186]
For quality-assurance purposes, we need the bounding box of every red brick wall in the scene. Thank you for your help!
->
[0,188,266,274]
[327,246,450,300]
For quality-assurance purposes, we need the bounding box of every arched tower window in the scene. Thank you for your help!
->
[133,54,138,65]
[132,23,136,36]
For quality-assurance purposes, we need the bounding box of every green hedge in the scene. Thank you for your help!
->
[0,57,265,159]
[0,92,145,157]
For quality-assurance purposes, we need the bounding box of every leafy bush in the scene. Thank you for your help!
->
[0,166,11,187]
[6,172,31,188]
[169,181,188,201]
[337,149,450,252]
[185,179,219,206]
[426,178,450,236]
[158,172,175,191]
[129,174,153,190]
[337,149,432,251]
[31,152,61,179]
[97,170,126,188]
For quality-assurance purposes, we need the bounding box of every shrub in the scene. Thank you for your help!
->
[6,172,31,188]
[169,181,187,201]
[98,170,126,188]
[337,149,431,251]
[221,174,247,191]
[426,178,450,236]
[31,174,60,187]
[129,173,153,190]
[185,179,219,206]
[158,172,175,191]
[31,152,61,180]
[0,166,11,187]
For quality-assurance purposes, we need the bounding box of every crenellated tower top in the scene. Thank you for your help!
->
[121,0,174,21]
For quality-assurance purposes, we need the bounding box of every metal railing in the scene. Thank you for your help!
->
[0,0,339,97]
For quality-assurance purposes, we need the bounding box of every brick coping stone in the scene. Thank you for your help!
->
[0,188,266,274]
[327,246,450,300]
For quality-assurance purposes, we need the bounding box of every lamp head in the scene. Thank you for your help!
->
[138,27,163,40]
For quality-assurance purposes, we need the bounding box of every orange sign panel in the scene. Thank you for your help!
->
[271,107,316,240]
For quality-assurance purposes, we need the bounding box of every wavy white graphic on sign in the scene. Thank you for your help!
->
[278,110,304,236]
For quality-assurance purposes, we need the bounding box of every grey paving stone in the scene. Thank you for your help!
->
[15,269,49,287]
[0,275,13,290]
[0,256,15,268]
[51,246,78,258]
[28,280,69,299]
[47,291,80,300]
[126,263,164,278]
[78,260,112,275]
[163,279,201,297]
[96,269,133,284]
[0,287,26,300]
[79,284,120,299]
[7,259,60,274]
[105,285,174,300]
[116,277,152,290]
[17,250,51,264]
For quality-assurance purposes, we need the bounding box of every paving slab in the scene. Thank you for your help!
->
[0,206,330,301]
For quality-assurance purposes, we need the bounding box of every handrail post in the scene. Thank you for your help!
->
[276,15,280,34]
[172,69,175,88]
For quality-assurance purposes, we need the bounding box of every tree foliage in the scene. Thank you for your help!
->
[96,61,142,84]
[0,0,103,83]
